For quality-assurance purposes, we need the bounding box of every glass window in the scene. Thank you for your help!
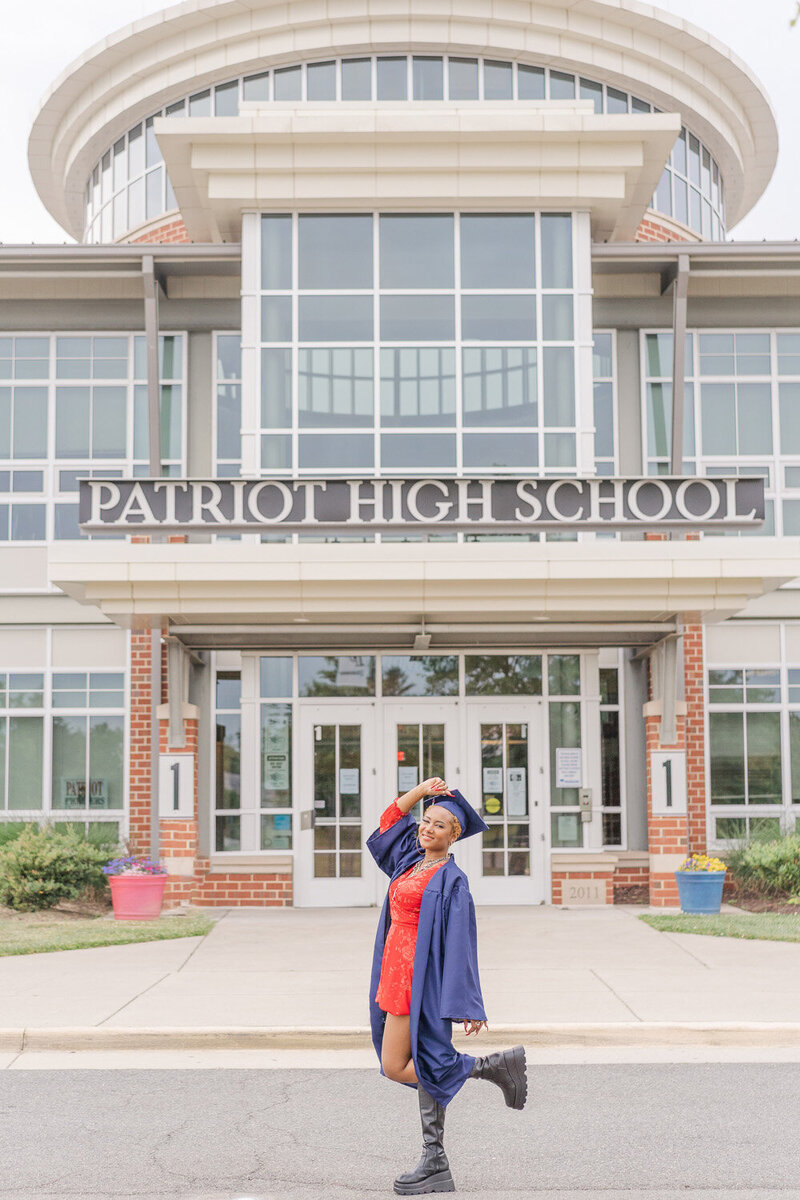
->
[549,654,580,695]
[382,432,456,469]
[606,87,628,114]
[299,655,376,697]
[382,655,459,696]
[214,80,239,116]
[188,90,211,117]
[341,58,372,100]
[543,348,575,426]
[463,431,538,469]
[261,296,292,342]
[380,295,455,341]
[484,60,512,99]
[460,214,535,288]
[462,348,537,426]
[7,717,43,809]
[261,215,292,290]
[274,66,302,101]
[298,296,373,342]
[549,71,575,99]
[261,348,292,426]
[412,57,443,100]
[465,655,542,695]
[298,433,373,469]
[542,295,573,341]
[56,388,90,458]
[13,389,47,457]
[380,348,456,426]
[549,700,581,807]
[461,294,536,341]
[261,704,292,809]
[298,214,373,289]
[380,215,454,288]
[307,61,336,100]
[448,58,478,99]
[377,57,407,100]
[299,348,374,426]
[540,214,572,288]
[579,78,602,113]
[517,64,545,99]
[243,72,269,102]
[260,658,293,697]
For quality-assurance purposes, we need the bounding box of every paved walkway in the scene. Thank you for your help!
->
[1,904,800,1056]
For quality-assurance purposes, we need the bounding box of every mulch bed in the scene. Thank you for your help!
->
[725,891,800,915]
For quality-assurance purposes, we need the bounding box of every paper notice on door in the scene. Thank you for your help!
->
[506,768,527,815]
[482,767,503,793]
[262,709,290,791]
[555,747,582,788]
[557,814,577,843]
[339,767,360,794]
[398,765,419,791]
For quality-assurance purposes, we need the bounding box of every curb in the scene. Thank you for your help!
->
[5,1022,800,1053]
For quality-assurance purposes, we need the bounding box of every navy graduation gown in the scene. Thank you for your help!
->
[367,807,488,1108]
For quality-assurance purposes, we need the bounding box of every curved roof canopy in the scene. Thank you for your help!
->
[29,0,778,241]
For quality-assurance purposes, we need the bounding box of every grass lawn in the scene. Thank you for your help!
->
[0,906,218,956]
[640,911,800,942]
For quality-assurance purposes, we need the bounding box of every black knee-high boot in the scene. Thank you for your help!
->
[469,1045,528,1109]
[393,1084,455,1195]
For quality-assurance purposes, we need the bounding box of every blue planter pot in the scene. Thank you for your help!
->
[674,870,726,914]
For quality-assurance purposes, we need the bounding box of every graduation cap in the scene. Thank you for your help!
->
[422,788,489,842]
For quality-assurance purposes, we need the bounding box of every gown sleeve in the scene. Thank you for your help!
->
[439,880,488,1023]
[367,800,419,877]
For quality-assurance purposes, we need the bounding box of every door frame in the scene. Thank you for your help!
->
[461,699,549,905]
[293,701,379,907]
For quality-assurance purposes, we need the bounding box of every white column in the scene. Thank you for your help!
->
[239,211,260,476]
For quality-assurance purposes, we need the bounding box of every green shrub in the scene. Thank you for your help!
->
[725,831,800,900]
[0,822,117,911]
[0,822,28,849]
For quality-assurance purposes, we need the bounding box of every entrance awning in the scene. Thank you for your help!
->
[48,539,800,650]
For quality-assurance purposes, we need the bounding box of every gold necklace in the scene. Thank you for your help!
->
[412,854,449,875]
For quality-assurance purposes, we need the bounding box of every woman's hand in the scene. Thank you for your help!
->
[463,1019,488,1036]
[419,777,453,797]
[396,777,452,814]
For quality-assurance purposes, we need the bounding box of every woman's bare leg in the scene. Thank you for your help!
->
[381,1014,418,1084]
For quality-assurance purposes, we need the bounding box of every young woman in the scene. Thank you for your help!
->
[367,776,528,1195]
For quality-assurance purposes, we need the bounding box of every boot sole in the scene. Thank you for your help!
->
[502,1045,528,1110]
[393,1168,455,1194]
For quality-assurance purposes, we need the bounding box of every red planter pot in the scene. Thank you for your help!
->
[109,874,168,920]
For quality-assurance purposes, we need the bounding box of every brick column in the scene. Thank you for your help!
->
[128,627,155,855]
[158,708,200,908]
[644,614,708,906]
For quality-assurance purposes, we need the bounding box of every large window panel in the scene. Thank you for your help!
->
[462,348,537,426]
[299,348,374,426]
[298,215,373,290]
[379,215,454,289]
[7,717,43,809]
[380,348,456,426]
[460,215,535,289]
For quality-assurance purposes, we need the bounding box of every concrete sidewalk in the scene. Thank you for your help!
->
[2,903,800,1053]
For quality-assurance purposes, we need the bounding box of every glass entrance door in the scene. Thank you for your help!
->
[295,705,377,906]
[382,704,460,894]
[465,702,547,903]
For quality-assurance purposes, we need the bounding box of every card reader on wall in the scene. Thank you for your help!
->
[579,788,593,822]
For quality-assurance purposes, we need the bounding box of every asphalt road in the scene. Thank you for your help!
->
[2,1064,800,1199]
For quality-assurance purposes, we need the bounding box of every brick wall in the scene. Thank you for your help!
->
[127,217,190,245]
[635,215,698,244]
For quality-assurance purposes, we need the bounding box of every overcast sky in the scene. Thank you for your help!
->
[1,0,797,244]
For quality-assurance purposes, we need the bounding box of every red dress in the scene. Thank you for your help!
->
[375,800,446,1017]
